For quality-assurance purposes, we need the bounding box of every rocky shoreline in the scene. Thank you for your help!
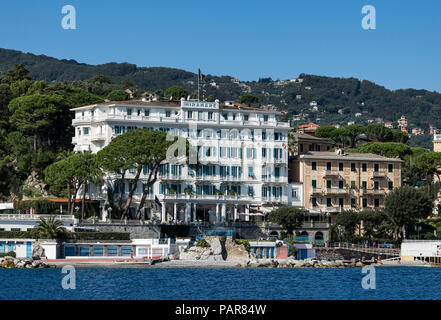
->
[0,256,56,269]
[235,257,378,268]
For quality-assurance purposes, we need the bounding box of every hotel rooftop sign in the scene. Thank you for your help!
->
[181,99,219,109]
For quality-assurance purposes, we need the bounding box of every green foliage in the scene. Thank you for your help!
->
[335,210,360,241]
[384,185,434,240]
[235,239,250,252]
[288,246,297,258]
[0,251,16,258]
[268,207,306,235]
[15,199,59,213]
[106,89,129,101]
[196,238,210,248]
[348,142,412,159]
[164,86,189,100]
[32,216,67,239]
[240,94,258,106]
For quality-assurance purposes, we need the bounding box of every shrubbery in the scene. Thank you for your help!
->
[235,239,250,252]
[0,251,16,258]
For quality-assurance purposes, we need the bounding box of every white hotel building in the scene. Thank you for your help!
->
[71,98,299,223]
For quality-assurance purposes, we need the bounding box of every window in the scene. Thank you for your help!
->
[83,127,89,135]
[339,163,344,171]
[327,198,332,207]
[350,181,356,189]
[327,162,332,170]
[374,181,379,190]
[338,180,344,189]
[187,111,193,119]
[339,198,344,208]
[374,163,379,172]
[127,108,132,116]
[312,197,317,207]
[374,199,380,208]
[362,181,367,189]
[264,115,269,122]
[262,132,266,140]
[198,111,203,120]
[244,114,249,121]
[388,181,393,190]
[208,112,213,120]
[362,198,368,208]
[248,167,254,178]
[222,113,228,120]
[312,162,317,170]
[248,186,254,197]
[165,111,171,117]
[388,164,393,173]
[232,113,236,120]
[144,109,149,117]
[351,198,356,208]
[137,109,140,116]
[326,180,331,189]
[351,163,356,172]
[362,163,367,172]
[312,180,317,188]
[292,189,297,198]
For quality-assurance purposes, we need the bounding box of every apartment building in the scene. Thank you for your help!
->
[290,133,334,156]
[289,149,402,218]
[71,98,293,223]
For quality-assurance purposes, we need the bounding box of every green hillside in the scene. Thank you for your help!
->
[1,48,441,131]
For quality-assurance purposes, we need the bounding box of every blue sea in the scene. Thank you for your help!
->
[0,267,439,300]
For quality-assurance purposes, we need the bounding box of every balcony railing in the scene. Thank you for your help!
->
[324,170,341,177]
[0,214,75,221]
[360,189,386,196]
[372,172,387,178]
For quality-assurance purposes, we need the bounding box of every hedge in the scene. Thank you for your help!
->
[0,231,130,241]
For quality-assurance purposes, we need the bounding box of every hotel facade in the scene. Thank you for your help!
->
[71,98,295,223]
[289,149,403,218]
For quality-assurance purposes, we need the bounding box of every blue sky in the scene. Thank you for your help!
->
[1,0,441,92]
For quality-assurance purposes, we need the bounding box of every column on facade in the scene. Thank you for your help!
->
[234,205,238,221]
[193,203,197,222]
[173,203,177,222]
[215,204,220,224]
[186,202,191,223]
[221,203,226,222]
[245,205,250,222]
[161,202,166,223]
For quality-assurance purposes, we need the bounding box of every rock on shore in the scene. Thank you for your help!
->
[235,257,371,268]
[0,256,55,269]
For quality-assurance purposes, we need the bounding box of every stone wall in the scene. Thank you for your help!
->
[315,248,392,261]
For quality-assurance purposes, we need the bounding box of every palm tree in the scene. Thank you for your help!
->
[32,216,67,239]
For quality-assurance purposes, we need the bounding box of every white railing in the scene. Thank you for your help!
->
[0,214,75,221]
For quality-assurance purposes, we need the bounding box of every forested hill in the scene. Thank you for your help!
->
[1,47,441,130]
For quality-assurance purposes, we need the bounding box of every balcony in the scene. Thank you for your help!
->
[160,174,184,181]
[262,196,288,204]
[90,133,106,142]
[162,194,258,202]
[261,176,287,184]
[324,170,341,177]
[360,189,386,196]
[325,188,351,195]
[372,172,388,179]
